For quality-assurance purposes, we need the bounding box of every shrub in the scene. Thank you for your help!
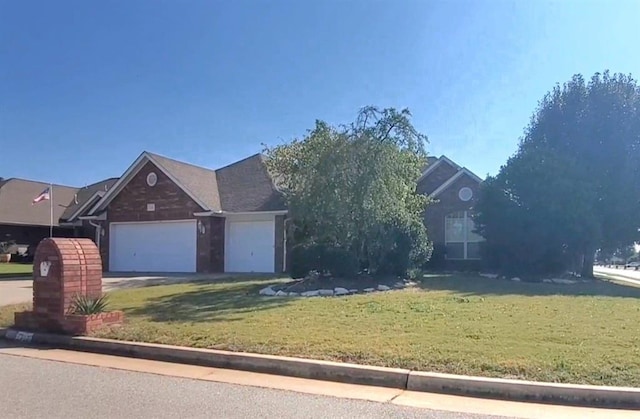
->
[289,243,359,279]
[70,294,110,315]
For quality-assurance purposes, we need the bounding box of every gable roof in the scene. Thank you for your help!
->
[429,168,483,198]
[417,155,461,182]
[91,151,285,215]
[0,178,79,227]
[148,152,221,211]
[215,154,286,212]
[60,178,119,222]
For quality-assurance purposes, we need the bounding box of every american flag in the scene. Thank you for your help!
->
[32,187,51,205]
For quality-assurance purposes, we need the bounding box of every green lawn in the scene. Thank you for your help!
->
[2,273,640,386]
[0,263,32,275]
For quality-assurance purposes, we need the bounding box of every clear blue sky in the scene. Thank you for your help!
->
[1,0,639,186]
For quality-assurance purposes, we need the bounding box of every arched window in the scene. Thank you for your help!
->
[444,211,483,260]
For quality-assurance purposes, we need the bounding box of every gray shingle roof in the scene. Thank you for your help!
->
[0,179,79,227]
[148,152,222,211]
[60,178,118,221]
[215,154,286,212]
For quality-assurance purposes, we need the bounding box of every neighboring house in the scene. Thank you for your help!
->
[0,177,113,251]
[417,155,484,269]
[76,151,287,274]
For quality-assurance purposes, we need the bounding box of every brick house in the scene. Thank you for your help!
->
[78,151,287,274]
[0,177,116,255]
[418,155,484,269]
[4,151,481,273]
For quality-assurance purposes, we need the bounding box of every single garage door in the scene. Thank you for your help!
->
[226,220,275,273]
[110,221,197,272]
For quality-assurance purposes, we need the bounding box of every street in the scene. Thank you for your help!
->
[594,266,640,286]
[1,342,637,419]
[0,350,501,419]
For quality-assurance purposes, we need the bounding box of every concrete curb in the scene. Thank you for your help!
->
[407,371,640,408]
[2,328,639,408]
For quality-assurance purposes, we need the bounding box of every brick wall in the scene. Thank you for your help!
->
[274,215,285,273]
[196,217,225,273]
[423,173,482,269]
[100,161,217,272]
[417,162,459,196]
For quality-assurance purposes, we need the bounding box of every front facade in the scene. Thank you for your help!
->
[79,152,287,274]
[418,156,484,269]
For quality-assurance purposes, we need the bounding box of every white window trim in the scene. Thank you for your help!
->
[444,210,482,260]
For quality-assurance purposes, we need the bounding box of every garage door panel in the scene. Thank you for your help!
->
[110,221,196,272]
[226,220,275,273]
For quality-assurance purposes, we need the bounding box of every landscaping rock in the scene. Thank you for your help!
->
[275,290,288,297]
[480,273,499,279]
[511,277,521,282]
[259,286,277,296]
[348,289,358,294]
[363,288,376,293]
[301,290,320,297]
[288,292,299,297]
[393,282,406,288]
[551,278,577,285]
[334,287,350,296]
[318,289,334,296]
[377,284,391,291]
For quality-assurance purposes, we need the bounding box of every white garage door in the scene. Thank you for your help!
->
[226,220,275,273]
[110,221,197,272]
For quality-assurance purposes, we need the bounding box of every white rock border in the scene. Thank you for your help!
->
[259,280,417,298]
[478,272,585,285]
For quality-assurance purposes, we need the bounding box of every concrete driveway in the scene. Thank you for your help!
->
[0,273,225,306]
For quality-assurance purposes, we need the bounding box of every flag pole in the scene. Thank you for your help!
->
[49,183,53,238]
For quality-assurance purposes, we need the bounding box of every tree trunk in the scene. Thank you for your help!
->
[581,248,595,278]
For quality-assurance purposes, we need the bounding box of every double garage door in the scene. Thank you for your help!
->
[109,220,275,273]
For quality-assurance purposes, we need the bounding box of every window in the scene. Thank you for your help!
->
[444,211,483,260]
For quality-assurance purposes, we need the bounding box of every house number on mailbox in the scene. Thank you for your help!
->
[40,261,51,277]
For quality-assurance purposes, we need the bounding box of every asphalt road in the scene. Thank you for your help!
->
[0,353,506,419]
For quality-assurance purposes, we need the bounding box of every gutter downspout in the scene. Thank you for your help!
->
[89,220,102,250]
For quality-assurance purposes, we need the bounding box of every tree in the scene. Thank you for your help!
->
[264,106,432,276]
[476,71,640,278]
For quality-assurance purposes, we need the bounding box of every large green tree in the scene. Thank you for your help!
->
[264,106,432,276]
[476,71,640,278]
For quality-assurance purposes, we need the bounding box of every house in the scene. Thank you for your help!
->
[75,151,287,274]
[417,155,484,269]
[3,151,481,273]
[0,177,116,253]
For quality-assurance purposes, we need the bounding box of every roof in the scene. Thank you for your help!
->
[60,178,119,222]
[90,151,286,215]
[417,155,483,198]
[148,152,221,211]
[215,154,286,212]
[0,179,79,227]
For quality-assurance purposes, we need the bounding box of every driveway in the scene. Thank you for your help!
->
[0,273,226,306]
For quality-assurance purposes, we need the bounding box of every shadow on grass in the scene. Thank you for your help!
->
[104,273,275,290]
[418,273,640,298]
[124,276,292,323]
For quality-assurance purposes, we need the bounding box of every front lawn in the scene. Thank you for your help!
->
[0,263,32,276]
[2,273,640,387]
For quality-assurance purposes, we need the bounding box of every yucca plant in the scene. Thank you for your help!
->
[70,294,110,315]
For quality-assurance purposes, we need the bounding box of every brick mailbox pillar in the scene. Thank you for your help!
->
[14,238,123,335]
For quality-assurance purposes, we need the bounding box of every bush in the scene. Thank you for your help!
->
[70,294,110,315]
[289,243,359,279]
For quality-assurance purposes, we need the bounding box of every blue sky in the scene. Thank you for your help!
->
[1,0,639,186]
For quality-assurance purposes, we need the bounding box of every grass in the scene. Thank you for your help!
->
[0,263,32,275]
[2,273,640,386]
